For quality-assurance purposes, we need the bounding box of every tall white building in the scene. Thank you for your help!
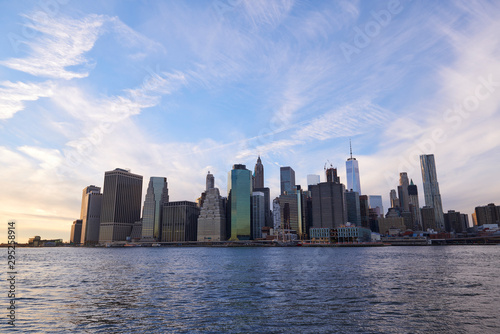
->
[346,142,361,194]
[420,154,444,230]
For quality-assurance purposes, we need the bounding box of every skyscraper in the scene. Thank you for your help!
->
[398,172,410,212]
[367,195,384,218]
[197,172,227,242]
[80,185,102,245]
[278,185,307,238]
[345,190,361,226]
[141,177,169,241]
[310,168,347,229]
[251,191,266,239]
[99,168,143,243]
[280,166,295,195]
[228,164,252,240]
[70,219,83,244]
[390,189,400,208]
[253,156,264,189]
[346,141,361,194]
[420,154,444,230]
[408,180,422,229]
[161,201,199,242]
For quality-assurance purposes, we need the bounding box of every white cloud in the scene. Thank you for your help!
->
[0,81,54,119]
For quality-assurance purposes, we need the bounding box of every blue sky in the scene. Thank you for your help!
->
[1,0,499,242]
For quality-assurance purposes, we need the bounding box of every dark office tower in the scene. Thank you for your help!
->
[444,210,466,233]
[161,201,199,242]
[398,172,410,212]
[197,173,226,242]
[408,179,422,229]
[420,154,444,230]
[251,191,266,239]
[359,195,370,228]
[253,156,264,189]
[80,185,102,245]
[228,164,252,240]
[474,203,500,225]
[310,168,347,229]
[280,166,296,195]
[345,190,361,226]
[390,189,400,208]
[346,141,361,194]
[141,177,169,241]
[70,219,83,244]
[99,168,143,243]
[278,185,307,239]
[421,206,437,231]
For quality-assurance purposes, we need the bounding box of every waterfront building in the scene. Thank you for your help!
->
[228,164,252,240]
[421,206,437,231]
[80,185,102,245]
[251,191,266,239]
[197,172,227,242]
[70,219,83,244]
[420,154,445,230]
[278,185,307,239]
[310,168,347,229]
[474,203,500,225]
[280,166,296,195]
[346,141,361,194]
[141,177,169,241]
[444,210,466,233]
[345,190,361,226]
[161,201,199,242]
[99,168,143,243]
[368,195,384,218]
[378,216,406,235]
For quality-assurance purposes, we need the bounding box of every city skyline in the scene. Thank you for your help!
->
[1,1,500,243]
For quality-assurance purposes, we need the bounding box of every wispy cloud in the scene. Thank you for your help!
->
[0,80,54,119]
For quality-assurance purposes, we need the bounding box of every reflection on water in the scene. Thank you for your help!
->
[12,246,500,333]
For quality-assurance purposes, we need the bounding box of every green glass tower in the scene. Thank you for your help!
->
[228,164,252,240]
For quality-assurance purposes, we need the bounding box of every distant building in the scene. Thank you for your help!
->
[197,173,226,242]
[346,141,361,194]
[80,185,102,245]
[161,201,199,242]
[273,198,281,235]
[359,195,370,228]
[378,216,406,235]
[310,168,347,229]
[278,186,307,239]
[444,210,466,233]
[421,206,437,231]
[408,180,422,229]
[398,172,410,212]
[253,156,264,189]
[251,191,266,239]
[307,174,320,188]
[420,154,444,230]
[99,168,143,243]
[280,166,296,195]
[70,219,83,244]
[390,189,400,208]
[368,195,384,218]
[474,203,500,226]
[228,164,252,240]
[345,190,361,226]
[141,177,169,241]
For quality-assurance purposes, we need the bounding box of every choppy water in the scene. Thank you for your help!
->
[6,246,500,333]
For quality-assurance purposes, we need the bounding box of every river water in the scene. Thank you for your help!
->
[7,246,500,333]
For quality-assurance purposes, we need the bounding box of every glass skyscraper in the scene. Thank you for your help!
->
[420,154,444,230]
[228,164,252,240]
[141,177,169,241]
[280,166,295,195]
[346,158,361,194]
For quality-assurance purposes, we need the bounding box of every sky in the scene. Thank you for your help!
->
[1,0,499,243]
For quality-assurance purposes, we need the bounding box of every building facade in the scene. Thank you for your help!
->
[162,201,200,242]
[420,154,444,230]
[70,219,83,244]
[251,191,266,239]
[228,164,252,240]
[310,168,347,229]
[197,173,226,242]
[80,185,102,245]
[98,168,143,243]
[345,190,361,226]
[280,166,296,195]
[141,177,169,241]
